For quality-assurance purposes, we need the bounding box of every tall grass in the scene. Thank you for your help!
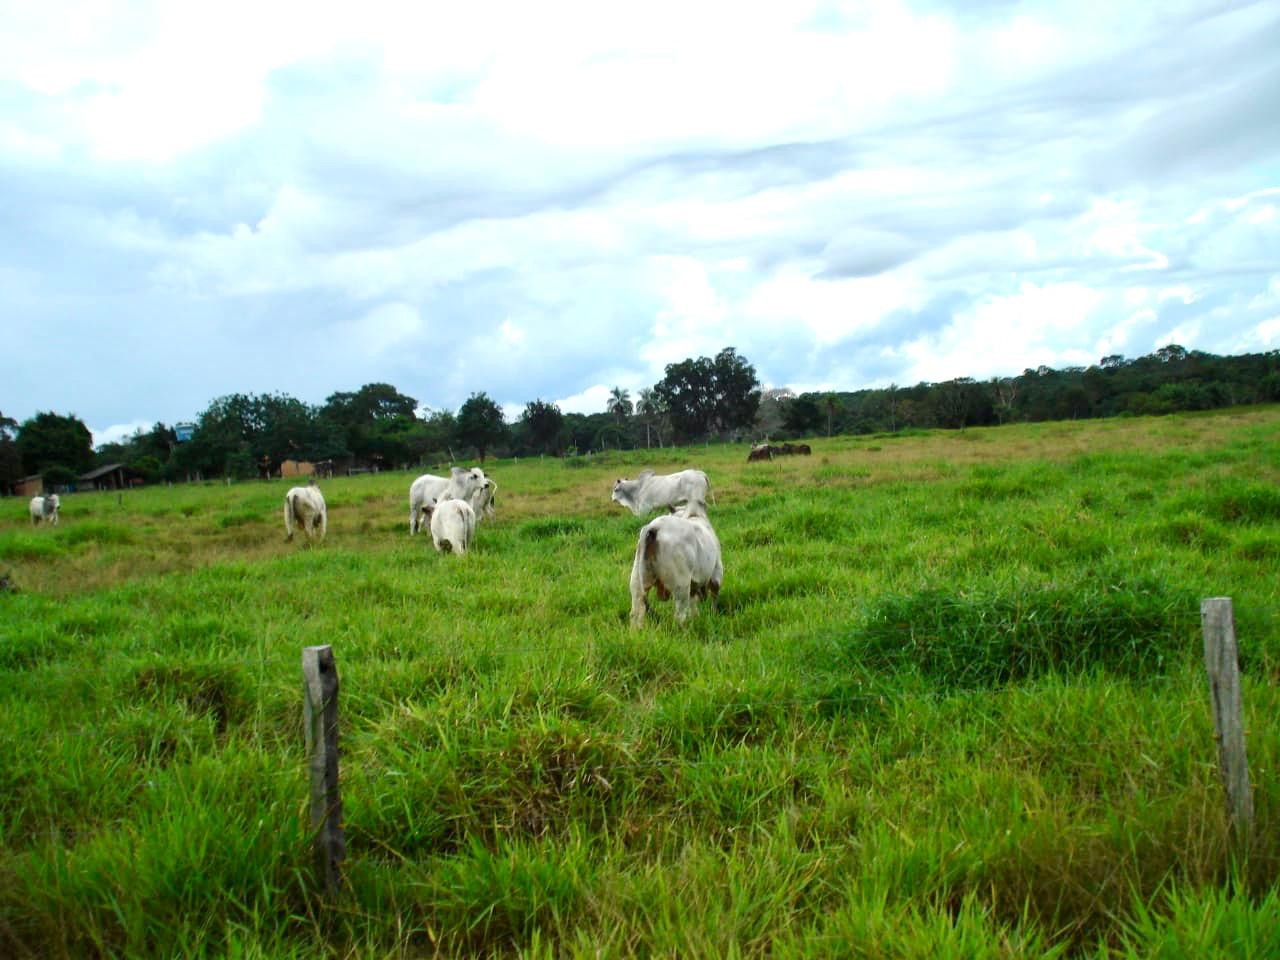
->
[2,410,1279,956]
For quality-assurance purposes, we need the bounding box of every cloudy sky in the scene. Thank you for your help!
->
[2,0,1277,445]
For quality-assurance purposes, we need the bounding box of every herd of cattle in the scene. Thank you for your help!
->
[281,465,721,626]
[26,463,732,627]
[747,442,812,461]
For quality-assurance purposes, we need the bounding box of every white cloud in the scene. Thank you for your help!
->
[91,420,153,448]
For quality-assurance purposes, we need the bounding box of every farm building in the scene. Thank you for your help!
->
[79,463,132,491]
[11,475,44,498]
[282,459,336,479]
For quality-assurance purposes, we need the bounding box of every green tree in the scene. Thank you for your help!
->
[455,392,507,463]
[0,411,22,491]
[636,388,660,448]
[17,411,94,476]
[654,356,716,442]
[783,394,822,435]
[606,387,633,427]
[519,399,566,455]
[321,383,419,466]
[711,347,762,437]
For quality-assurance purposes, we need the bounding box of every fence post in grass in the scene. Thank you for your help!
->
[303,644,345,897]
[1201,597,1254,847]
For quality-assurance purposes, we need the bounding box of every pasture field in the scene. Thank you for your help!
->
[2,408,1280,958]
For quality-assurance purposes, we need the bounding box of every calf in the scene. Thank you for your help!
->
[629,499,722,627]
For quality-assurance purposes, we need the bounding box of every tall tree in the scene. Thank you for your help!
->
[17,411,94,476]
[455,392,507,463]
[606,387,633,426]
[636,388,659,448]
[322,383,418,467]
[653,355,716,441]
[710,347,762,437]
[824,392,840,437]
[520,399,566,455]
[0,411,21,490]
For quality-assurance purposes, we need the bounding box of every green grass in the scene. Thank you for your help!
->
[2,409,1280,957]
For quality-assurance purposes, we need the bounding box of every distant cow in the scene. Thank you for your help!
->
[284,484,327,543]
[747,444,773,462]
[409,467,487,535]
[629,498,723,627]
[29,494,60,526]
[611,469,713,517]
[424,497,476,555]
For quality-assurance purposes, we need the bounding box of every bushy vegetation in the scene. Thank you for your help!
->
[1,408,1278,957]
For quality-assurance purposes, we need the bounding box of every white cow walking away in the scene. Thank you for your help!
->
[409,467,487,535]
[284,484,327,543]
[629,498,722,627]
[29,494,60,526]
[611,469,713,517]
[424,497,476,554]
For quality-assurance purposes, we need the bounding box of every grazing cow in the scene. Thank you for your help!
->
[629,498,723,627]
[409,467,487,535]
[611,469,713,517]
[284,484,327,543]
[747,444,773,462]
[29,494,60,526]
[424,497,476,554]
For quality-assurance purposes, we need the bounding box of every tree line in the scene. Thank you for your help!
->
[767,345,1280,438]
[4,343,1280,490]
[0,347,763,487]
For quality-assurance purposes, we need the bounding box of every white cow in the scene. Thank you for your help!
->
[629,498,722,627]
[29,494,60,526]
[409,467,487,535]
[284,484,327,543]
[424,497,476,554]
[611,469,713,517]
[470,477,498,522]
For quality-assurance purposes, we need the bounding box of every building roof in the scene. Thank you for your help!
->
[80,463,127,481]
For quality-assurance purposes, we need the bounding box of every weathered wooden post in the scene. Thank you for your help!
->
[303,644,345,896]
[1201,597,1254,846]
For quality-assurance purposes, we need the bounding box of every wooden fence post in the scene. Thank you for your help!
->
[1201,597,1254,846]
[303,644,345,896]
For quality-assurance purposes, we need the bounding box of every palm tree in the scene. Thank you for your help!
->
[607,387,633,427]
[824,393,839,438]
[636,388,656,449]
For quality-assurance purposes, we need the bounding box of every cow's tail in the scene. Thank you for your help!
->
[643,525,660,564]
[284,492,298,541]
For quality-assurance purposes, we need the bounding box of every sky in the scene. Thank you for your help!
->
[2,0,1278,446]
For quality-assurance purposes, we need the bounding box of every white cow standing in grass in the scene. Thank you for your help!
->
[470,477,498,522]
[629,498,722,627]
[423,497,476,555]
[29,494,60,526]
[284,483,327,543]
[409,467,487,535]
[611,469,713,517]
